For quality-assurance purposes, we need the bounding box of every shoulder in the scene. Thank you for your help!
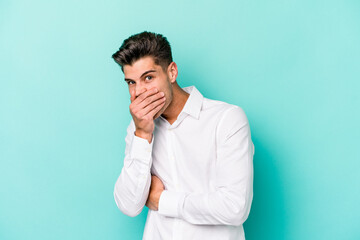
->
[204,99,250,143]
[202,97,248,124]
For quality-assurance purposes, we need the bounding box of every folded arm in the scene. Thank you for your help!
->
[158,106,254,226]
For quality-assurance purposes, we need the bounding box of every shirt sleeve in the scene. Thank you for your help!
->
[113,120,154,217]
[158,106,254,226]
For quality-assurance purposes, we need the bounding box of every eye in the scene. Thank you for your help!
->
[127,80,135,85]
[145,75,153,81]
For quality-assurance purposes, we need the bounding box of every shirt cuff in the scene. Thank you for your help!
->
[158,190,186,218]
[129,133,154,166]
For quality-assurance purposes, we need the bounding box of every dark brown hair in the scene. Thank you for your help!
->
[112,31,173,73]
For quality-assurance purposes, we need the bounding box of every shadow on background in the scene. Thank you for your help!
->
[244,135,287,240]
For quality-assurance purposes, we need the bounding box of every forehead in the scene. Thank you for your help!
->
[124,56,162,77]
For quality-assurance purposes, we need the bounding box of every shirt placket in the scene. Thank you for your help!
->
[166,127,183,240]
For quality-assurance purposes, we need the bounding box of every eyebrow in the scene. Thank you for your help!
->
[124,69,156,82]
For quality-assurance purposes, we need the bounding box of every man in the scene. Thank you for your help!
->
[112,31,254,240]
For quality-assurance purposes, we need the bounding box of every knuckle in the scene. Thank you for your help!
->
[134,112,142,119]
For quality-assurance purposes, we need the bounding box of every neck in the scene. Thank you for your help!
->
[161,83,190,125]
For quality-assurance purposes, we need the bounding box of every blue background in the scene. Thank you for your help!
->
[1,0,359,239]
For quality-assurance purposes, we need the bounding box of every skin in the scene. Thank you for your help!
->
[123,56,190,211]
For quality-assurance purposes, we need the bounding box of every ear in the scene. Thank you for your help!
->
[167,62,178,83]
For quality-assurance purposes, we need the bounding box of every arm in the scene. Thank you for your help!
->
[113,87,166,217]
[158,106,254,226]
[113,120,154,217]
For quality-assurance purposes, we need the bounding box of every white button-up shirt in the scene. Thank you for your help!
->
[114,86,254,240]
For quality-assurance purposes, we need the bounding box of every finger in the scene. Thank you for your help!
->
[149,101,166,119]
[138,92,165,110]
[138,88,147,97]
[130,90,163,116]
[134,87,159,104]
[139,97,166,117]
[131,88,147,102]
[136,96,165,119]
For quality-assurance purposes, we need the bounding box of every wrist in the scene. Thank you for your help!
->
[135,129,153,143]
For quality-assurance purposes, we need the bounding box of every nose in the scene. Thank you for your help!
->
[135,82,146,98]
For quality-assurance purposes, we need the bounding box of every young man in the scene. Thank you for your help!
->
[112,31,254,240]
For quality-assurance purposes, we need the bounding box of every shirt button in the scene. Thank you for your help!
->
[146,147,151,153]
[169,155,174,160]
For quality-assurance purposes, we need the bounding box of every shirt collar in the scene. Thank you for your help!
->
[181,86,204,119]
